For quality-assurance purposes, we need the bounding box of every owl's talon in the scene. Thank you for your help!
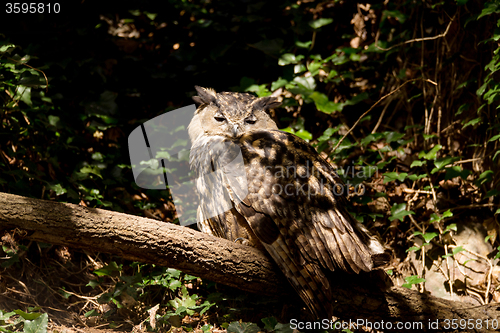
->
[234,237,246,244]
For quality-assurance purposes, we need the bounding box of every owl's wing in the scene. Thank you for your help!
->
[229,130,386,319]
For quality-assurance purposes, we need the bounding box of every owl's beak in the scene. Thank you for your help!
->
[232,124,240,137]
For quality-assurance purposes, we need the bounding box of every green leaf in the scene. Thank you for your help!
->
[432,156,460,173]
[13,310,41,320]
[295,129,312,141]
[86,280,100,289]
[462,117,482,129]
[227,321,261,333]
[419,145,442,160]
[455,103,471,116]
[402,275,425,289]
[478,2,500,19]
[383,172,407,183]
[308,18,333,29]
[422,134,436,140]
[293,76,316,92]
[166,268,181,278]
[382,10,407,23]
[488,133,500,142]
[47,183,67,196]
[317,127,338,142]
[422,232,438,243]
[80,165,103,179]
[84,309,100,318]
[410,160,424,168]
[389,203,415,221]
[445,166,471,180]
[295,40,312,48]
[271,78,288,91]
[0,310,16,321]
[406,246,422,252]
[443,223,457,234]
[248,39,284,55]
[474,170,494,186]
[0,44,16,53]
[495,246,500,260]
[93,262,121,277]
[309,91,342,114]
[278,53,304,66]
[169,280,182,291]
[452,246,465,255]
[23,313,48,333]
[442,210,453,218]
[261,317,278,331]
[274,323,293,333]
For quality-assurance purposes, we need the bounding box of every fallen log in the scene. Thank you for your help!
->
[0,192,498,332]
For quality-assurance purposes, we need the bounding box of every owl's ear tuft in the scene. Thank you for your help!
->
[253,96,281,111]
[193,86,217,105]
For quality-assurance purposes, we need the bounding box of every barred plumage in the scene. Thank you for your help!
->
[188,86,389,319]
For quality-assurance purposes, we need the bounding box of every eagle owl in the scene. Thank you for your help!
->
[188,86,388,319]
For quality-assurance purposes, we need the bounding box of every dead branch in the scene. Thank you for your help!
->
[0,192,499,331]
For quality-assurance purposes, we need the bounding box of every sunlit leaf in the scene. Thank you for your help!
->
[309,18,333,29]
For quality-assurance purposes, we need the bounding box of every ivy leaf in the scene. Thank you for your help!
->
[452,246,465,255]
[462,117,482,129]
[271,78,288,91]
[309,18,333,29]
[422,232,438,243]
[432,156,461,173]
[261,317,278,331]
[478,2,500,19]
[443,223,457,234]
[444,166,470,180]
[295,129,312,141]
[278,53,304,66]
[383,172,407,183]
[410,160,425,168]
[317,127,339,142]
[274,323,294,333]
[406,246,422,252]
[227,321,261,333]
[488,133,500,142]
[402,275,425,289]
[293,76,316,92]
[13,309,41,320]
[23,313,48,333]
[419,145,442,160]
[389,203,415,221]
[309,91,342,114]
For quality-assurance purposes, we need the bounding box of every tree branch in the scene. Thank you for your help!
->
[0,192,498,332]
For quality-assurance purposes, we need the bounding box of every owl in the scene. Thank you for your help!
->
[188,86,389,319]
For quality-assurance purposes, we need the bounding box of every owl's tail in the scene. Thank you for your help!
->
[264,236,335,320]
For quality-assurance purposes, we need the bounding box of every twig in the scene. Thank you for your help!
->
[6,57,49,93]
[408,214,424,233]
[371,96,393,134]
[453,158,482,165]
[442,203,497,212]
[443,244,454,298]
[403,188,433,194]
[450,245,493,304]
[332,79,437,152]
[375,15,455,52]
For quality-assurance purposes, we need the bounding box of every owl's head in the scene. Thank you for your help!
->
[188,86,280,143]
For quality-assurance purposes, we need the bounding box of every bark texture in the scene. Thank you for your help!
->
[0,192,498,332]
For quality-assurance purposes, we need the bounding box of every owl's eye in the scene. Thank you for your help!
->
[245,118,257,125]
[214,116,226,122]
